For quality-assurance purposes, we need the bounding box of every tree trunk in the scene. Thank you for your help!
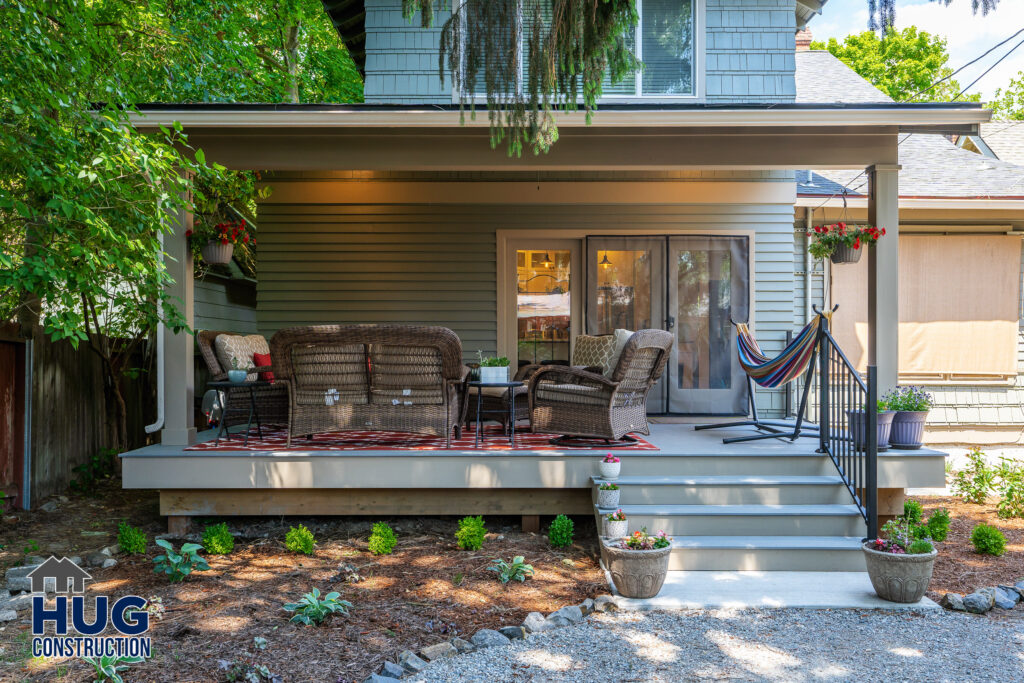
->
[283,22,300,103]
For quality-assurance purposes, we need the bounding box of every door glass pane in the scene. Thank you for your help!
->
[594,250,653,334]
[517,249,571,366]
[641,0,694,95]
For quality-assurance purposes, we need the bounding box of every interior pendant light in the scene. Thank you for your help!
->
[541,252,553,268]
[599,252,613,268]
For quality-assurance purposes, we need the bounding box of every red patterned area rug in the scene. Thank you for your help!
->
[184,425,658,452]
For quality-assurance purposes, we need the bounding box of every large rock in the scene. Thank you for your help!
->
[396,650,428,674]
[548,605,584,624]
[101,558,117,569]
[470,629,510,649]
[940,593,965,611]
[0,593,38,613]
[363,675,396,683]
[499,626,526,641]
[993,587,1018,610]
[85,552,109,568]
[579,598,595,616]
[5,564,41,593]
[450,637,474,654]
[1015,579,1024,596]
[378,661,406,679]
[963,592,994,614]
[0,609,17,622]
[997,586,1021,605]
[522,611,550,633]
[419,642,457,661]
[593,594,618,613]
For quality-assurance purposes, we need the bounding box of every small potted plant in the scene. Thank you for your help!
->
[477,352,511,383]
[599,453,621,480]
[885,386,933,449]
[602,528,672,599]
[188,219,253,266]
[604,509,628,538]
[847,398,896,451]
[863,516,937,603]
[807,222,886,264]
[597,482,620,509]
[227,358,249,384]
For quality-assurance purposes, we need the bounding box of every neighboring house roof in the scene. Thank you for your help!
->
[797,0,829,30]
[795,51,893,104]
[799,133,1024,199]
[957,121,1024,166]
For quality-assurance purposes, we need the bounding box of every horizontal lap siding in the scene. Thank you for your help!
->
[194,278,258,334]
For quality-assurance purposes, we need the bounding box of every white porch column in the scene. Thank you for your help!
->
[161,198,197,445]
[866,164,900,393]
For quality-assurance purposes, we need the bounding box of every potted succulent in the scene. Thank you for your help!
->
[885,386,933,449]
[477,353,511,383]
[188,219,253,266]
[602,528,672,599]
[597,482,620,509]
[863,516,937,603]
[599,453,621,480]
[227,357,249,384]
[604,509,628,538]
[807,222,886,264]
[847,398,896,451]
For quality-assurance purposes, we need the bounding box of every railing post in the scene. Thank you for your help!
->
[865,365,879,540]
[817,316,829,454]
[784,329,793,418]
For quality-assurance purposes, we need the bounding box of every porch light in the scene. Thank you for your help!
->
[541,252,553,268]
[599,253,613,268]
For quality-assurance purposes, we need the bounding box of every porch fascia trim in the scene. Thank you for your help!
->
[797,196,1024,210]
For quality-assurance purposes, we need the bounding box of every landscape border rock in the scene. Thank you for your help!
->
[941,578,1024,616]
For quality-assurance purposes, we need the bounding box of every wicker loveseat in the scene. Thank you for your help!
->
[528,329,674,445]
[270,325,469,447]
[197,330,289,431]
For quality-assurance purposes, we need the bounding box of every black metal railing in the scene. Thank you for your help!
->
[816,314,878,540]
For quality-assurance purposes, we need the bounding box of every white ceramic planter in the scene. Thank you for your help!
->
[604,518,628,539]
[478,366,509,384]
[201,240,234,265]
[599,460,621,480]
[597,487,620,509]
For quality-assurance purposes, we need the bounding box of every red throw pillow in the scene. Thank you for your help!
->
[252,352,274,382]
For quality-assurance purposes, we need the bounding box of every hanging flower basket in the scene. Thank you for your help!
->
[188,219,253,266]
[807,223,885,264]
[830,243,863,264]
[200,240,234,265]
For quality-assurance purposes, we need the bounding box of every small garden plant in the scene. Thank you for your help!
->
[602,454,619,464]
[903,499,923,526]
[367,521,397,556]
[201,522,235,555]
[548,514,574,548]
[924,507,951,542]
[606,509,627,522]
[995,457,1024,519]
[618,528,670,551]
[285,524,316,555]
[153,539,210,582]
[282,588,352,626]
[477,354,510,367]
[488,556,534,584]
[81,654,145,683]
[872,517,933,555]
[117,521,147,555]
[882,385,933,412]
[970,523,1007,556]
[951,446,996,504]
[455,515,486,551]
[598,482,619,491]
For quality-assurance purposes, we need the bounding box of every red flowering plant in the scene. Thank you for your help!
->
[807,222,886,260]
[187,219,252,255]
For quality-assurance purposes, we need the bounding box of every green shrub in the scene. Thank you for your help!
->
[283,588,352,626]
[925,508,951,542]
[907,539,934,555]
[903,499,923,526]
[970,523,1007,556]
[285,524,316,555]
[201,522,234,555]
[117,521,147,555]
[152,539,210,582]
[487,556,534,584]
[996,457,1024,519]
[951,447,996,504]
[367,521,397,556]
[455,515,486,551]
[548,514,574,548]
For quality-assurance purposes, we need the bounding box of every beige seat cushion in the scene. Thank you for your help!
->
[571,335,617,376]
[214,334,270,375]
[535,382,607,407]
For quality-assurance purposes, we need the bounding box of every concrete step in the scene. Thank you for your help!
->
[597,503,867,537]
[592,475,849,505]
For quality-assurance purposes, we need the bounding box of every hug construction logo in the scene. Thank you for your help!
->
[27,556,152,659]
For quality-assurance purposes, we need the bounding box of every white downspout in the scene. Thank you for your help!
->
[804,207,813,324]
[145,227,165,434]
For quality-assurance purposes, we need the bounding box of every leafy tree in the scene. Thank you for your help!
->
[869,1,1000,31]
[811,27,980,103]
[990,72,1024,120]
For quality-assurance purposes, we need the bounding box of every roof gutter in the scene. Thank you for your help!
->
[797,196,1024,210]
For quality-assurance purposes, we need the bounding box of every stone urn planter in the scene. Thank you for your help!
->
[862,542,937,603]
[602,543,671,599]
[890,410,928,449]
[830,243,862,264]
[604,517,628,539]
[597,485,620,509]
[201,240,234,265]
[847,409,896,451]
[599,456,621,480]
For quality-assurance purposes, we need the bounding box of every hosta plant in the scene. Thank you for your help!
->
[152,539,209,583]
[282,588,352,626]
[81,654,145,683]
[488,556,535,584]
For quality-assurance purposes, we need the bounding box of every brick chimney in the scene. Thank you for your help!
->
[796,28,813,51]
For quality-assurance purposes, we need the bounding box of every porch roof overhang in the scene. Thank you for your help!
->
[128,103,990,171]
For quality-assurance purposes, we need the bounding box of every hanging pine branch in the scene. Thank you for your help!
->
[404,0,640,156]
[870,0,1000,31]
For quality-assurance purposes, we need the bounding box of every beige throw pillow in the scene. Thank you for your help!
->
[213,334,270,375]
[608,328,635,375]
[572,335,617,377]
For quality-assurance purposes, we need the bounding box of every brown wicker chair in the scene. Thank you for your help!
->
[528,329,674,445]
[270,325,469,447]
[196,330,289,431]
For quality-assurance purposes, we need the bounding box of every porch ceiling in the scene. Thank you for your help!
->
[129,105,989,172]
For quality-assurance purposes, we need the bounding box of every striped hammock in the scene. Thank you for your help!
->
[735,315,823,388]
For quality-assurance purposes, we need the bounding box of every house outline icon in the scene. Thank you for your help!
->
[26,557,92,594]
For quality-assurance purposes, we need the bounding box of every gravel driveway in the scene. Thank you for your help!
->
[413,609,1022,682]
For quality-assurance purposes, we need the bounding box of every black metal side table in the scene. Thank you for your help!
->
[208,380,272,446]
[468,380,525,448]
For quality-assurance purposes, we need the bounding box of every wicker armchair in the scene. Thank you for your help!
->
[270,325,469,447]
[196,330,290,431]
[528,329,674,445]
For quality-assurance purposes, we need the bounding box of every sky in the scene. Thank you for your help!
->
[810,0,1024,101]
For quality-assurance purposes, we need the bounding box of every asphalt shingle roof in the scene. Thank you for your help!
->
[795,51,893,104]
[979,121,1024,166]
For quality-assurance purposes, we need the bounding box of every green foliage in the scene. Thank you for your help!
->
[990,73,1024,120]
[810,27,980,102]
[455,515,487,551]
[285,524,316,555]
[903,499,923,526]
[81,654,145,683]
[223,661,278,682]
[367,521,398,556]
[925,508,951,543]
[548,514,575,549]
[598,482,619,491]
[478,355,510,367]
[487,556,535,584]
[952,447,997,504]
[970,523,1007,556]
[117,522,148,556]
[23,539,39,555]
[282,588,352,625]
[907,539,934,555]
[70,449,117,494]
[201,523,235,555]
[152,539,210,582]
[996,457,1024,519]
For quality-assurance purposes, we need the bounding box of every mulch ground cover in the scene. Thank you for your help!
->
[0,480,605,682]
